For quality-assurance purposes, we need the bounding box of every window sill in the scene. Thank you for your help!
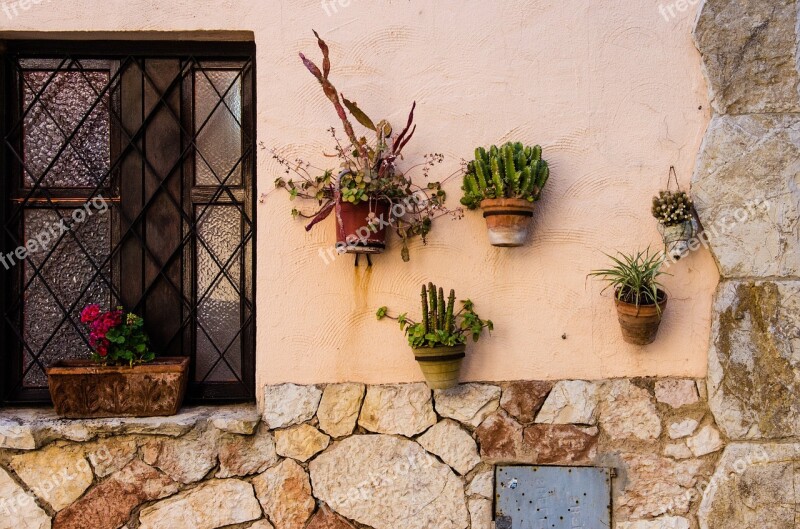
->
[0,404,260,450]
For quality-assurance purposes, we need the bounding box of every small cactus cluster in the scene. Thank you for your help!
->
[652,190,693,226]
[461,142,550,209]
[420,282,456,336]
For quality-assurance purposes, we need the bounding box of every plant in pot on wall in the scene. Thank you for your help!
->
[46,305,189,418]
[589,248,669,345]
[461,142,550,247]
[376,283,493,389]
[271,31,456,261]
[652,188,695,261]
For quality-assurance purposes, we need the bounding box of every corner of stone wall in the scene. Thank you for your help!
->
[692,1,800,527]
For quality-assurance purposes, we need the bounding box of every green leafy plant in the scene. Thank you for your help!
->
[461,142,550,209]
[589,248,669,309]
[270,30,461,260]
[376,283,493,347]
[652,190,693,226]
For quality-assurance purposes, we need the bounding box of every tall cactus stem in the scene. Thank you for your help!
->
[491,156,505,197]
[445,289,455,333]
[474,158,488,191]
[437,287,446,330]
[421,284,429,334]
[428,283,437,332]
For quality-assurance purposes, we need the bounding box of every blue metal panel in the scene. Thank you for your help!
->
[495,465,612,529]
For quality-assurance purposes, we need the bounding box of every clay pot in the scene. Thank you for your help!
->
[614,292,668,345]
[480,198,535,247]
[412,344,466,390]
[47,357,189,418]
[335,197,391,254]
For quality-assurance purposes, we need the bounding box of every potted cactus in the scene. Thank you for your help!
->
[461,142,550,247]
[271,31,455,261]
[377,283,493,389]
[589,249,668,345]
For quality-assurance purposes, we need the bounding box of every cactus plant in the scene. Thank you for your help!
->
[377,283,493,388]
[652,190,693,227]
[461,142,550,209]
[377,283,493,347]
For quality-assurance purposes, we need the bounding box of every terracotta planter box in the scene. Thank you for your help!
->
[47,357,190,419]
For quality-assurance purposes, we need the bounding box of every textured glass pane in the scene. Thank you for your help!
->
[23,70,111,188]
[195,206,242,382]
[195,70,242,186]
[22,208,111,387]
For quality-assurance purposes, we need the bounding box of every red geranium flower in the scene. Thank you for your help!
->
[80,304,151,365]
[80,304,101,323]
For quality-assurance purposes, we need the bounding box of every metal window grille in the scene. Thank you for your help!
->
[1,40,256,403]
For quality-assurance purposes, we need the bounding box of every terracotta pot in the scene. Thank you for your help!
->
[47,357,190,418]
[480,198,535,247]
[335,197,391,254]
[412,344,466,390]
[614,292,668,345]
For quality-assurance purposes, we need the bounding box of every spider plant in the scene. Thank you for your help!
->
[589,248,669,309]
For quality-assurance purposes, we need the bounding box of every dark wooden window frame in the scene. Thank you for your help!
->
[0,39,257,404]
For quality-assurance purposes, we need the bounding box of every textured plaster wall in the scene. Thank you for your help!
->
[0,0,716,390]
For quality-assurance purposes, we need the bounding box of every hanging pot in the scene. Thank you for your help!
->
[412,344,466,390]
[614,291,668,345]
[659,220,696,261]
[480,198,535,247]
[334,195,391,254]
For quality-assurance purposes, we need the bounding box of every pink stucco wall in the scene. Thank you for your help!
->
[0,0,716,393]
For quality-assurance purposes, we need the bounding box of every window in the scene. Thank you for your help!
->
[0,40,256,403]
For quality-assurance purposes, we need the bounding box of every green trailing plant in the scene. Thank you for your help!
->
[588,248,669,309]
[269,30,461,261]
[652,190,693,227]
[376,283,493,347]
[461,142,550,209]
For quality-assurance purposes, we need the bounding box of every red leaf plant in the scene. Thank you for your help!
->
[268,30,463,261]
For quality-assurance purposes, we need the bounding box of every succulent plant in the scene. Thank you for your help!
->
[652,190,693,227]
[461,142,550,209]
[270,30,460,261]
[376,282,493,347]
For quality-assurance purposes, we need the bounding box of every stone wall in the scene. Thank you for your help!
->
[692,0,800,527]
[0,379,724,529]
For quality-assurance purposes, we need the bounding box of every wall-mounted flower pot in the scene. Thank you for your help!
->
[412,344,466,390]
[47,357,190,418]
[335,197,391,254]
[614,292,668,345]
[659,220,696,261]
[480,198,535,247]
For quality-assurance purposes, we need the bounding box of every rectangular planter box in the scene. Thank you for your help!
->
[47,357,190,419]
